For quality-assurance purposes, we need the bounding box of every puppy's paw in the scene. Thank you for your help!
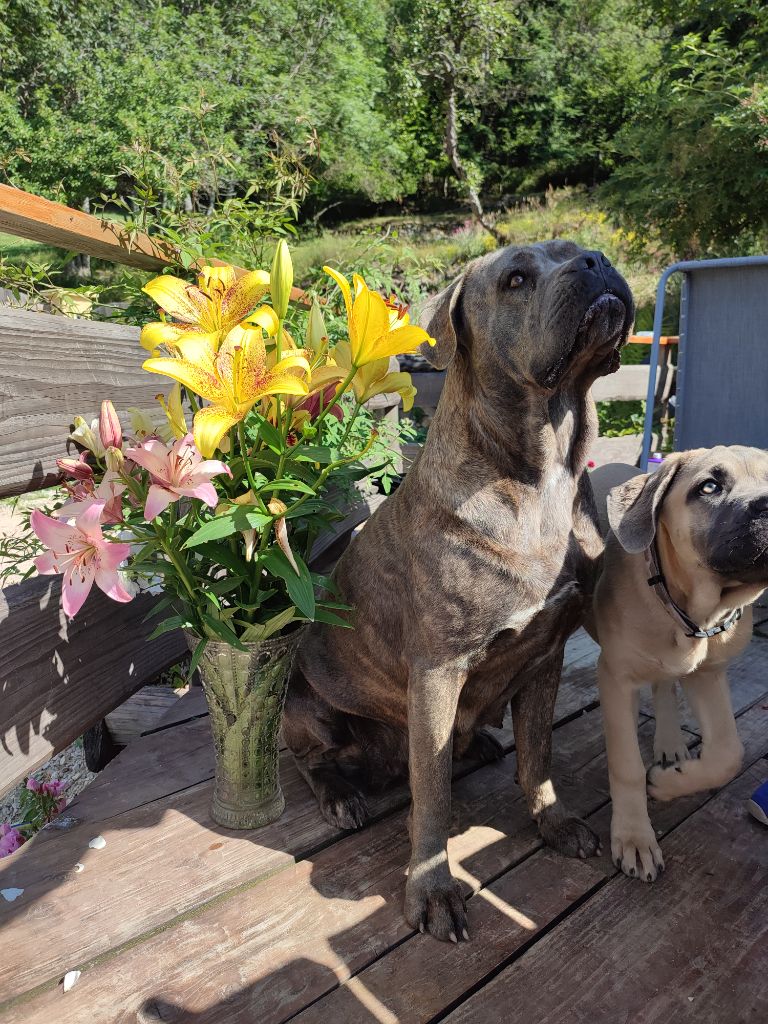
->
[646,760,692,802]
[405,861,468,943]
[611,814,664,881]
[539,813,601,860]
[653,737,691,769]
[319,780,369,831]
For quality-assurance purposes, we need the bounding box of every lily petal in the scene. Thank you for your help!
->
[142,276,211,326]
[140,321,186,353]
[222,270,271,326]
[193,405,241,459]
[323,266,353,322]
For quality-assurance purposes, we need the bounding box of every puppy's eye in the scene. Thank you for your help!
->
[508,272,525,289]
[698,479,722,496]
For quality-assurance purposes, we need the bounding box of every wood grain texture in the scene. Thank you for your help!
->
[0,306,160,497]
[0,575,185,795]
[0,704,620,1022]
[0,184,172,270]
[444,761,768,1024]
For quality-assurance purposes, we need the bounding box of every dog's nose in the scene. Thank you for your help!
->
[750,495,768,516]
[582,251,611,272]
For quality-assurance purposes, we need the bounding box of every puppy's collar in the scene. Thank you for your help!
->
[645,541,742,640]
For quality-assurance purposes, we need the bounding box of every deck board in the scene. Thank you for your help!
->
[1,633,766,1023]
[443,762,768,1024]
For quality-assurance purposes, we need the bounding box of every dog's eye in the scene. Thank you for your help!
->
[508,272,525,289]
[698,479,722,496]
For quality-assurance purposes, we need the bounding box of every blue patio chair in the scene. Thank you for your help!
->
[640,256,768,470]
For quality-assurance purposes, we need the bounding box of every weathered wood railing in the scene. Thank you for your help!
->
[0,185,234,793]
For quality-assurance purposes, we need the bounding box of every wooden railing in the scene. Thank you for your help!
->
[0,185,213,792]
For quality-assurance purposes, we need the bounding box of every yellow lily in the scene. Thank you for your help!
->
[143,325,310,457]
[332,341,417,412]
[140,264,271,352]
[156,383,188,440]
[323,266,435,366]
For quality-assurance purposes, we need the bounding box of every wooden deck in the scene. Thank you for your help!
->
[1,625,767,1024]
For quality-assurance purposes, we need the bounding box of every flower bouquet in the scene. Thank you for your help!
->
[28,243,433,828]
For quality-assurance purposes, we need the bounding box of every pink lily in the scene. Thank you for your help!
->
[0,823,25,858]
[55,472,126,526]
[57,453,94,481]
[124,434,232,521]
[31,503,133,617]
[99,400,122,450]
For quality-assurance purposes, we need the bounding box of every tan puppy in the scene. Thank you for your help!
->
[593,446,768,881]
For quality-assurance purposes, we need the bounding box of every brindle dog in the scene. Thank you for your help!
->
[283,241,635,941]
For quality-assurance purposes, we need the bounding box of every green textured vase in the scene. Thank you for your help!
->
[185,628,303,830]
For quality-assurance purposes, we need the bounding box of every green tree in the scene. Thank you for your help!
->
[602,0,768,257]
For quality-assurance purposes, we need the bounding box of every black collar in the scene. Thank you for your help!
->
[644,539,742,639]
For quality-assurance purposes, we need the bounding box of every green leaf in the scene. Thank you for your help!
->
[188,637,207,679]
[207,574,246,596]
[183,516,238,547]
[283,499,336,520]
[261,548,316,619]
[201,613,247,650]
[258,479,316,496]
[143,594,176,622]
[310,607,353,628]
[195,543,250,576]
[184,507,270,549]
[147,614,193,641]
[292,445,341,464]
[255,416,284,452]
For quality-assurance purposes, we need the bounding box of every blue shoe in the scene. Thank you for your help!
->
[747,780,768,824]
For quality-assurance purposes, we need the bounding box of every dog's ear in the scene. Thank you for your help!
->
[607,457,682,553]
[417,274,464,369]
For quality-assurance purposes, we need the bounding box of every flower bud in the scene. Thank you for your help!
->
[56,457,94,481]
[70,416,104,456]
[99,400,122,450]
[105,447,125,472]
[306,299,328,354]
[270,239,293,321]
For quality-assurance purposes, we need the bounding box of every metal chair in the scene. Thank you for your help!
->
[640,256,768,469]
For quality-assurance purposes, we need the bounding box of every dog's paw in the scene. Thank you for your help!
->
[539,813,601,860]
[646,760,692,802]
[319,780,369,831]
[405,861,468,943]
[465,728,506,765]
[653,738,691,769]
[611,815,664,881]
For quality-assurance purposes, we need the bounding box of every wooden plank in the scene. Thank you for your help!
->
[0,704,623,1020]
[443,760,768,1024]
[627,335,678,346]
[104,686,189,746]
[0,306,160,497]
[289,699,767,1024]
[13,696,762,1024]
[0,574,185,795]
[0,183,172,270]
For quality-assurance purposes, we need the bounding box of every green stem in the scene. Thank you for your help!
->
[155,528,197,604]
[286,366,358,462]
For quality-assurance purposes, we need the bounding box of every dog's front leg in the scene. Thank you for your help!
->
[404,660,468,943]
[648,666,743,799]
[512,650,600,860]
[598,657,664,880]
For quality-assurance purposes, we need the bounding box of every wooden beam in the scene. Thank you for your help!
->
[0,307,164,497]
[0,575,186,796]
[0,184,173,271]
[0,184,310,302]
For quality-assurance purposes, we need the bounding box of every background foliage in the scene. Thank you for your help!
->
[0,0,766,260]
